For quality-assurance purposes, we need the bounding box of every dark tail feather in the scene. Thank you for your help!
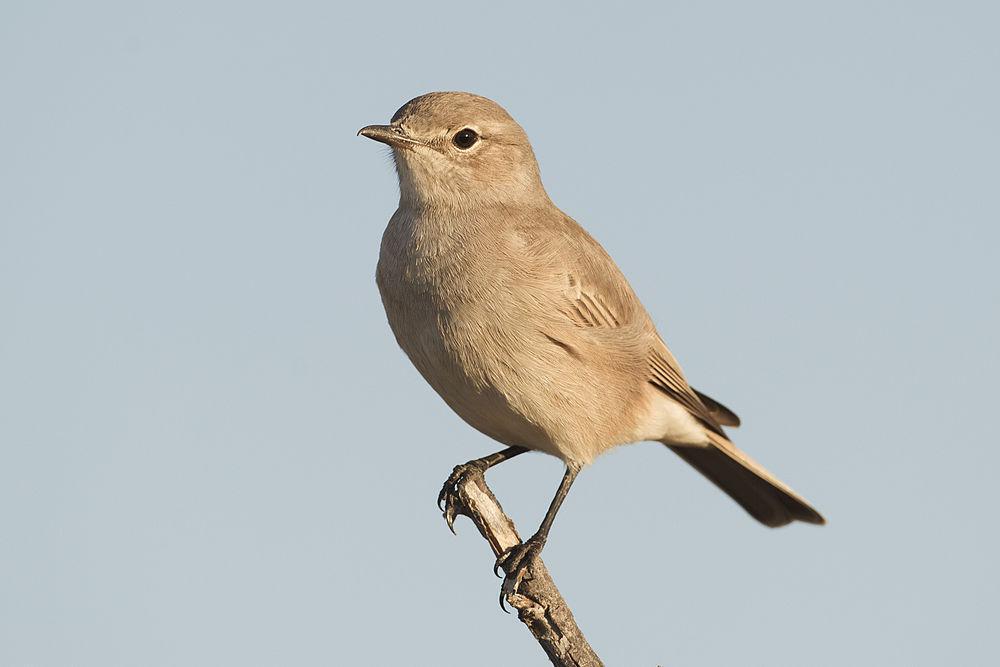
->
[668,432,825,527]
[691,388,741,427]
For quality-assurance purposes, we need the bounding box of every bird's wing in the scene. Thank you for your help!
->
[647,344,727,436]
[523,213,729,436]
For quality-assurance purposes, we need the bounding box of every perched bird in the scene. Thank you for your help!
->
[359,92,824,601]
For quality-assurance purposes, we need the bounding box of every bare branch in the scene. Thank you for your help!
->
[452,470,604,667]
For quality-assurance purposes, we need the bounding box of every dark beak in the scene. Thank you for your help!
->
[357,124,423,150]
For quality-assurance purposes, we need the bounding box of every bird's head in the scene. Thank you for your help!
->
[359,92,548,208]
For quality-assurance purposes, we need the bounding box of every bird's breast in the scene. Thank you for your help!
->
[375,209,557,439]
[376,208,521,314]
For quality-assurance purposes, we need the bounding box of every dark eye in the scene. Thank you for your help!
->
[452,128,479,150]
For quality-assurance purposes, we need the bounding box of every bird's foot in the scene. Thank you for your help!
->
[437,460,488,533]
[494,534,545,611]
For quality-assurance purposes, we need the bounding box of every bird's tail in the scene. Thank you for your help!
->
[667,432,825,527]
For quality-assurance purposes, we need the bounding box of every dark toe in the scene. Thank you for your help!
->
[495,538,544,610]
[437,462,487,532]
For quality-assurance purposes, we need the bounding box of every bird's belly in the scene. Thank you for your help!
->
[380,288,560,452]
[381,300,645,465]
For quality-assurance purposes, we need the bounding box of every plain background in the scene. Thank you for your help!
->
[2,1,998,665]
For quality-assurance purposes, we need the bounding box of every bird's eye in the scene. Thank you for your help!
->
[452,128,480,150]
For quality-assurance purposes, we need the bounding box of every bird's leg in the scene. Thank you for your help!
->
[438,446,528,532]
[495,464,579,609]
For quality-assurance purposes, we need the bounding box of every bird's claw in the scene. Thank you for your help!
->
[437,461,487,534]
[494,536,544,611]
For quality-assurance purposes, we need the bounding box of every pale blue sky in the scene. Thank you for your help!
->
[2,2,998,665]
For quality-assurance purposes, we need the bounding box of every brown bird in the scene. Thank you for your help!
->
[359,92,824,602]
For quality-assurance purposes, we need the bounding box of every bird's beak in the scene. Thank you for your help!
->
[357,124,423,150]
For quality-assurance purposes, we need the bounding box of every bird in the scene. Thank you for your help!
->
[358,92,824,602]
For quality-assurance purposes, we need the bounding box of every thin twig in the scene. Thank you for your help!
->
[452,470,604,666]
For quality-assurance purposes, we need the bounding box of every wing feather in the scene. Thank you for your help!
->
[524,212,733,437]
